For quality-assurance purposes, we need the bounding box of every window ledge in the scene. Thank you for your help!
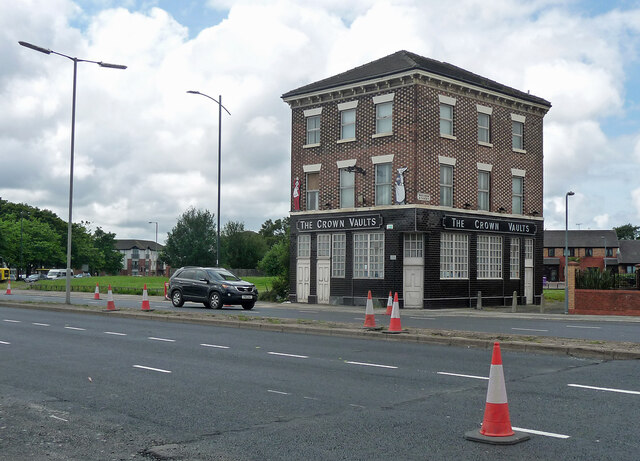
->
[440,133,457,141]
[337,138,356,144]
[303,143,320,149]
[478,141,493,148]
[512,148,527,154]
[371,132,393,139]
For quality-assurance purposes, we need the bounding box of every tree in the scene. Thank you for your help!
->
[93,227,124,274]
[221,221,267,269]
[160,207,217,267]
[259,217,290,248]
[613,223,640,240]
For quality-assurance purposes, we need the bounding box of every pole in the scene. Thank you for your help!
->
[217,95,222,267]
[564,191,574,315]
[65,58,77,304]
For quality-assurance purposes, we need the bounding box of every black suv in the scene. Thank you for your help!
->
[168,267,258,310]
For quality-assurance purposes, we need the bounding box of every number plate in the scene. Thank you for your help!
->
[242,295,253,300]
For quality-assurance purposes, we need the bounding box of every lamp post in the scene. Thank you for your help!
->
[186,90,230,267]
[19,41,126,304]
[564,191,575,314]
[601,236,607,271]
[148,221,158,275]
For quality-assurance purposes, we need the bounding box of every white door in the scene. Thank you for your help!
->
[317,260,330,304]
[297,259,310,303]
[403,233,424,308]
[524,238,534,304]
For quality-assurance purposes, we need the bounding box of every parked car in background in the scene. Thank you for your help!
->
[46,269,67,279]
[168,267,258,310]
[26,273,47,282]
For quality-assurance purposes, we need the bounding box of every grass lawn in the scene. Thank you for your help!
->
[544,289,564,302]
[25,275,277,296]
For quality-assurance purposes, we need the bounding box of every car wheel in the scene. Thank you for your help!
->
[242,301,255,310]
[171,290,184,307]
[208,291,222,309]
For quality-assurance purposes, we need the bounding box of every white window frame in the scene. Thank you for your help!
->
[404,233,423,259]
[373,95,394,136]
[440,233,468,279]
[305,171,319,211]
[511,114,526,152]
[297,234,311,258]
[478,112,490,144]
[353,232,384,279]
[478,170,490,211]
[305,115,321,146]
[512,176,524,214]
[339,108,356,141]
[440,164,453,207]
[375,163,392,206]
[510,238,520,279]
[317,234,331,258]
[478,235,502,279]
[331,234,346,278]
[439,103,454,138]
[525,238,534,262]
[340,168,355,208]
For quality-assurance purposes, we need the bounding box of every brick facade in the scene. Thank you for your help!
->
[283,51,550,308]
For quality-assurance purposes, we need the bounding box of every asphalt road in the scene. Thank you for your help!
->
[4,289,640,343]
[1,306,639,460]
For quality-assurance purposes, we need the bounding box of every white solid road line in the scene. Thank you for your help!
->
[566,325,601,329]
[268,389,290,395]
[268,352,309,359]
[345,361,398,369]
[64,326,86,331]
[50,415,69,422]
[104,331,127,336]
[437,371,489,380]
[201,343,230,349]
[512,426,570,439]
[512,327,549,332]
[0,340,10,345]
[133,365,172,373]
[148,337,176,342]
[568,383,640,395]
[3,319,21,323]
[32,323,50,327]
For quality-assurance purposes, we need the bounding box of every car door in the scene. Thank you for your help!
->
[192,269,210,301]
[179,269,197,299]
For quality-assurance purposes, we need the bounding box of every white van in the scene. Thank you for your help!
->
[47,269,68,279]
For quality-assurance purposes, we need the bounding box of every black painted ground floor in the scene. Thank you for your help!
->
[289,206,544,308]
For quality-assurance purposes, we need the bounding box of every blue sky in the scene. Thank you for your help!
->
[2,0,640,241]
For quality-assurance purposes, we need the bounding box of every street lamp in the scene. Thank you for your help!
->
[601,236,607,271]
[564,191,575,315]
[19,41,126,304]
[186,90,230,267]
[148,221,158,275]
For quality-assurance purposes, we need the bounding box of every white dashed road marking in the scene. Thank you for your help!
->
[268,390,290,395]
[566,325,601,329]
[32,323,50,327]
[104,331,127,336]
[0,341,10,345]
[133,365,172,373]
[201,344,229,349]
[268,352,308,359]
[568,384,640,395]
[64,326,85,331]
[148,337,175,342]
[3,319,21,323]
[345,361,398,369]
[437,371,489,380]
[512,328,549,332]
[512,426,570,439]
[50,415,69,422]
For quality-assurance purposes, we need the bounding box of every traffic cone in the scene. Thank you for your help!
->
[93,283,100,300]
[384,291,393,315]
[386,292,403,333]
[464,342,530,445]
[363,290,377,329]
[141,284,153,311]
[104,285,118,311]
[5,280,11,295]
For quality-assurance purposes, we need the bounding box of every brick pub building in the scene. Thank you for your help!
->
[282,51,551,308]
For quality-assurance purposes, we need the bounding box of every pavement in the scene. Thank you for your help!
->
[2,288,640,360]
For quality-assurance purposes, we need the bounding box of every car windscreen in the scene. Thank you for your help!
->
[207,269,241,281]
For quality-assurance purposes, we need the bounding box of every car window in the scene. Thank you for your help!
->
[181,269,196,280]
[194,270,207,281]
[215,270,241,281]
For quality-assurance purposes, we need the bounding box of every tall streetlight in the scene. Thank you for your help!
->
[19,41,126,304]
[148,221,158,275]
[564,191,575,314]
[186,90,230,266]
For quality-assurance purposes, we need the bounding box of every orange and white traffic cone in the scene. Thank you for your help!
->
[93,283,100,300]
[386,292,403,333]
[141,284,153,311]
[464,342,530,444]
[363,290,377,329]
[5,280,11,295]
[104,284,118,311]
[384,291,393,315]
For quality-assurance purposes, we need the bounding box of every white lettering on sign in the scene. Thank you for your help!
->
[474,219,499,231]
[507,222,530,233]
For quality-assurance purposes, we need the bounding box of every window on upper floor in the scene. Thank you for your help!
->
[440,164,453,207]
[439,103,454,136]
[567,248,575,257]
[548,248,555,257]
[375,163,392,206]
[375,101,392,135]
[478,170,490,211]
[340,168,355,208]
[512,121,523,150]
[606,247,614,257]
[306,172,319,210]
[306,115,320,145]
[478,113,490,144]
[585,248,593,257]
[340,108,356,140]
[512,176,523,214]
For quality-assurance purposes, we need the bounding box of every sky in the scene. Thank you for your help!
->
[2,0,640,244]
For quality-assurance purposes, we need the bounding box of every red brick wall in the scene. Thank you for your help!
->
[572,289,640,316]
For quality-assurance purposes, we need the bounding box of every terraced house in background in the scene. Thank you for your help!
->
[282,51,551,308]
